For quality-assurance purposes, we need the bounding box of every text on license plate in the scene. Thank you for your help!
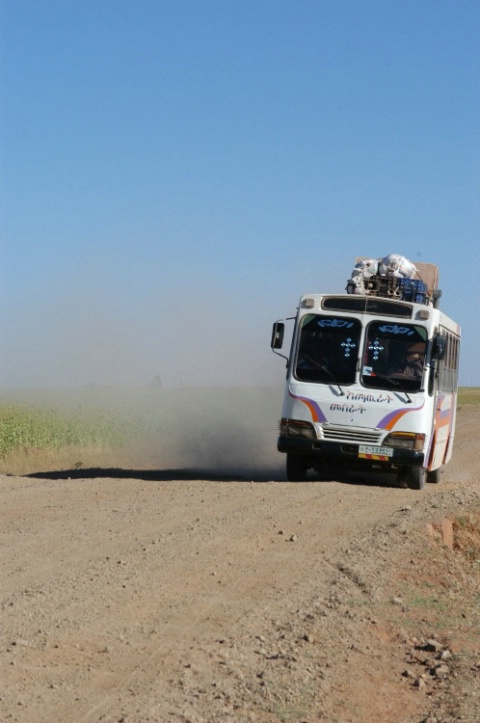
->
[358,445,393,459]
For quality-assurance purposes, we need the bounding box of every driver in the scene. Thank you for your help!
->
[389,342,424,380]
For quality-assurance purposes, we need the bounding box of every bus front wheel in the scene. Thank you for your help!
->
[286,454,308,482]
[405,466,426,490]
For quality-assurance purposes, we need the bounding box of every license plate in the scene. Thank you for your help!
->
[358,445,393,459]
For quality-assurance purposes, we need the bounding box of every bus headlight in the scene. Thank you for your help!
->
[384,432,425,452]
[279,418,317,439]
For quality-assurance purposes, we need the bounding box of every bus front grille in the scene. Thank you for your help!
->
[320,425,382,445]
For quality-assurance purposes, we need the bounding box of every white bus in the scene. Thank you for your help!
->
[271,261,461,489]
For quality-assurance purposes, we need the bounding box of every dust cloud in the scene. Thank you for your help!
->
[0,277,288,478]
[0,386,286,479]
[121,387,284,478]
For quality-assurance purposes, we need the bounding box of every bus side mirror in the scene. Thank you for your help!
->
[432,335,446,360]
[271,322,285,350]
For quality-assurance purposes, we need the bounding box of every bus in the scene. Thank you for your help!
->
[271,259,461,489]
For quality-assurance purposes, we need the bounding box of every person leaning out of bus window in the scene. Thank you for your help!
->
[388,342,425,380]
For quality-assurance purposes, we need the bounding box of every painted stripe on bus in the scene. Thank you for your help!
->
[289,391,327,423]
[377,401,425,430]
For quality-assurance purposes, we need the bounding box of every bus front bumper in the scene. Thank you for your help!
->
[277,436,425,468]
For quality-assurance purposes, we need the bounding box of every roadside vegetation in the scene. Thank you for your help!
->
[0,404,126,459]
[457,386,480,405]
[0,386,281,475]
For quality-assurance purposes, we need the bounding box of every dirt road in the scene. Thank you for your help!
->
[1,405,479,723]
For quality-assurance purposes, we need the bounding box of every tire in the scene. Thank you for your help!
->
[316,462,336,482]
[286,453,308,482]
[406,466,426,490]
[427,467,441,484]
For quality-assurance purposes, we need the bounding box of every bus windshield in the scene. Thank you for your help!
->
[294,315,361,385]
[361,321,427,392]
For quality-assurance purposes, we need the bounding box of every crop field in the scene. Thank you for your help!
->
[0,402,125,458]
[457,386,480,406]
[0,386,282,476]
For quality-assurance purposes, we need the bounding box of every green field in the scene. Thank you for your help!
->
[0,387,282,475]
[0,403,125,458]
[457,387,480,406]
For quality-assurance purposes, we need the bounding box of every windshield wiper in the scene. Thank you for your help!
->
[371,372,412,404]
[319,364,345,396]
[302,356,345,396]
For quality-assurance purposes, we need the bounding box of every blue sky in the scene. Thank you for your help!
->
[1,0,479,387]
